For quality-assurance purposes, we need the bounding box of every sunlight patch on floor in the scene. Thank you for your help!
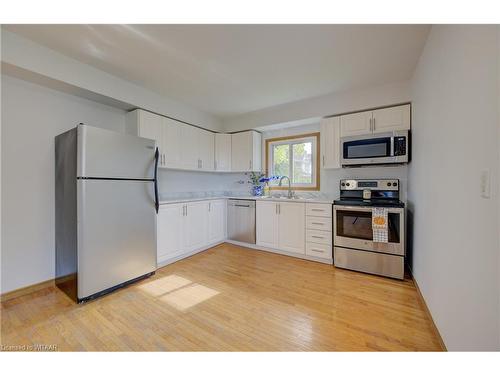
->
[138,274,220,311]
[137,274,192,297]
[160,284,220,311]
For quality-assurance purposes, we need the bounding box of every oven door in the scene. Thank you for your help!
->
[333,205,405,256]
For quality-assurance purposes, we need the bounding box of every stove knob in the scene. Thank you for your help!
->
[341,182,345,186]
[387,182,392,186]
[346,182,350,187]
[393,182,398,186]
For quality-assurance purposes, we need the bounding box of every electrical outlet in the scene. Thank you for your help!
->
[480,169,491,199]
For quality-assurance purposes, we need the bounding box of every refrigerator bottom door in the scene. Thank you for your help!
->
[77,179,157,300]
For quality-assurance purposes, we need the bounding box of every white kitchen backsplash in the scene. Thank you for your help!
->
[158,164,408,202]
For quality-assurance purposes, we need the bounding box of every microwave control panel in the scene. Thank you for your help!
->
[394,137,407,156]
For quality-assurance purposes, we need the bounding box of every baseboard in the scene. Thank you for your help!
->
[157,240,225,268]
[225,240,334,265]
[1,278,55,302]
[411,274,447,351]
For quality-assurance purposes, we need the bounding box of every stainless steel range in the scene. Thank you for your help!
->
[333,179,405,279]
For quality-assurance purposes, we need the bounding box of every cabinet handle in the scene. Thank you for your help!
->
[312,222,324,225]
[278,204,280,215]
[163,154,166,165]
[322,155,325,167]
[185,205,188,216]
[373,118,376,131]
[311,248,325,253]
[200,159,203,169]
[312,235,324,239]
[311,208,324,211]
[275,204,278,215]
[249,160,252,170]
[214,160,217,170]
[208,202,211,212]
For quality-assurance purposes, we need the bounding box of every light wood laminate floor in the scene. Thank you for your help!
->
[1,244,442,351]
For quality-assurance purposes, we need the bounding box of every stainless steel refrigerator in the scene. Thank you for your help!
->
[55,124,159,303]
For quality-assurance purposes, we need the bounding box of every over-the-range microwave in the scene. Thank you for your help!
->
[340,130,410,167]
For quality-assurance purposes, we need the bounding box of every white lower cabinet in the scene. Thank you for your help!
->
[305,203,333,261]
[157,203,185,262]
[256,201,305,254]
[157,200,224,265]
[256,201,279,248]
[207,200,226,244]
[184,201,209,251]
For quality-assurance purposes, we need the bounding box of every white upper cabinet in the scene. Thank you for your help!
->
[126,109,165,165]
[198,129,215,172]
[340,111,372,137]
[179,125,200,170]
[320,116,341,169]
[372,104,411,133]
[163,117,183,168]
[231,131,262,172]
[214,134,232,172]
[340,104,411,137]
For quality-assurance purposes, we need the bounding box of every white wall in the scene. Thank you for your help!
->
[1,30,223,132]
[1,74,126,293]
[158,170,249,197]
[261,123,409,201]
[409,25,500,350]
[223,80,411,132]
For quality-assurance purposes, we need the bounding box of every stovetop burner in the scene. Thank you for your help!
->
[335,178,404,208]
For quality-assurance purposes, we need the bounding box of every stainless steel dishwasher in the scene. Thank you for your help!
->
[227,199,256,244]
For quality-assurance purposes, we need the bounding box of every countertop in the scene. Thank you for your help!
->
[159,195,336,205]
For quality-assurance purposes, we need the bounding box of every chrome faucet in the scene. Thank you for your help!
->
[279,176,295,198]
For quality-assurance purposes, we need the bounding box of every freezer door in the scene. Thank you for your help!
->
[77,179,157,299]
[77,124,156,179]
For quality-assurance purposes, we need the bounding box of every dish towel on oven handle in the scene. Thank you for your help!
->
[372,207,388,243]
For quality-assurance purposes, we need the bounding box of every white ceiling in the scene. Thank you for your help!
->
[4,24,430,118]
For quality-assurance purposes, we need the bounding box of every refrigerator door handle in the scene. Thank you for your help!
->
[154,147,160,214]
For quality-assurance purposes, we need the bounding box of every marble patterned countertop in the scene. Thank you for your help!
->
[159,192,337,205]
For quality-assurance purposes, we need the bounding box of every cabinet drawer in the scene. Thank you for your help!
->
[306,229,332,245]
[306,243,332,259]
[306,216,332,231]
[305,203,332,217]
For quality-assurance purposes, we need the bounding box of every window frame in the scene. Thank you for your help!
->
[265,132,320,191]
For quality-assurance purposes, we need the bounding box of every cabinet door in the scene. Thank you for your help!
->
[215,134,232,171]
[157,204,184,262]
[340,111,372,137]
[163,117,183,169]
[250,131,262,172]
[208,200,226,244]
[231,132,251,172]
[256,201,278,248]
[372,104,411,133]
[180,125,199,170]
[137,110,164,163]
[184,201,209,251]
[277,202,305,254]
[198,129,215,171]
[320,117,341,169]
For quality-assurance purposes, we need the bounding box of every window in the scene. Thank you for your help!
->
[265,133,320,190]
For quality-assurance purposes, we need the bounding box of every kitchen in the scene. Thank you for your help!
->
[1,20,499,363]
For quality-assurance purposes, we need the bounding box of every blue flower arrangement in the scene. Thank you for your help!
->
[245,172,281,196]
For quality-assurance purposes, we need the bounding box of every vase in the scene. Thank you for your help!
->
[251,185,263,196]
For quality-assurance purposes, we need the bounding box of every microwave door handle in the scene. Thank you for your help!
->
[390,136,395,157]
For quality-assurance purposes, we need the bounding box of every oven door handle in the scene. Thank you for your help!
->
[334,205,403,213]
